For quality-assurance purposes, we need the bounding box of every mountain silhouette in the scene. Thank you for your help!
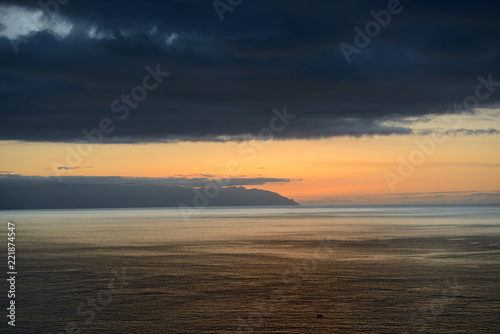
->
[0,180,299,209]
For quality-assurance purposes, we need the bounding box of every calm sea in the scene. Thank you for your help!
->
[0,205,499,333]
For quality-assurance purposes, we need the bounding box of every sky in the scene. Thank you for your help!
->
[1,0,500,206]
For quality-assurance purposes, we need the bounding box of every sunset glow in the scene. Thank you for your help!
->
[2,111,499,205]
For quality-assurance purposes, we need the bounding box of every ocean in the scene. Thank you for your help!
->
[1,205,499,333]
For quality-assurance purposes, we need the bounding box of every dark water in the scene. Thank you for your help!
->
[1,206,499,333]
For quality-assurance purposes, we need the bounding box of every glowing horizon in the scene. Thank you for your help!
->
[2,111,499,206]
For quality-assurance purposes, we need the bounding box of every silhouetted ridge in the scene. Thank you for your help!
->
[0,181,299,209]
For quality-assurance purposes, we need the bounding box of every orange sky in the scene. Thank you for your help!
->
[1,111,500,205]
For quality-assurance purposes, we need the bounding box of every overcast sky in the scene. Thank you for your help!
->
[1,0,500,143]
[1,0,500,207]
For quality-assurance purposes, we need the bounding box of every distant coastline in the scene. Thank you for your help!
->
[0,181,299,210]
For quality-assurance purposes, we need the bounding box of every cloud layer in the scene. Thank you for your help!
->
[0,174,297,187]
[1,0,500,142]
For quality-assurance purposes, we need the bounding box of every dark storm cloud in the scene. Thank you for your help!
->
[1,0,500,142]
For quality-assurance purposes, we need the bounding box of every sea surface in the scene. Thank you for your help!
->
[0,205,499,333]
